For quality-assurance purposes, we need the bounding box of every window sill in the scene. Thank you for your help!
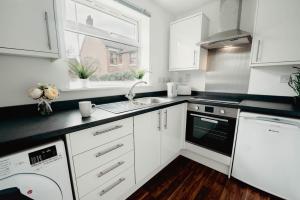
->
[60,81,151,92]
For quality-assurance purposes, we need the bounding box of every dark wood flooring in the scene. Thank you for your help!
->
[127,156,282,200]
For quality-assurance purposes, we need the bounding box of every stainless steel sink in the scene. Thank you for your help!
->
[133,97,172,105]
[96,97,172,114]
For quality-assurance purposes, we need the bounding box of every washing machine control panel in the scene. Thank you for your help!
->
[28,145,57,165]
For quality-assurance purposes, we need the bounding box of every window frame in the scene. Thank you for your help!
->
[129,52,138,66]
[62,0,150,89]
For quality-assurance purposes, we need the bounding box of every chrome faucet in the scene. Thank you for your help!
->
[125,81,147,101]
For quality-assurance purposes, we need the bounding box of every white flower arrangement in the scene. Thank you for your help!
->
[28,84,59,115]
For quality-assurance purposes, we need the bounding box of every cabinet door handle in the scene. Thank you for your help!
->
[44,11,52,50]
[256,40,261,62]
[95,144,124,158]
[93,125,123,136]
[158,110,162,131]
[97,161,125,178]
[164,110,168,129]
[99,178,125,196]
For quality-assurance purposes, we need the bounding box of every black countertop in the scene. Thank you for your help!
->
[0,97,188,156]
[1,93,299,156]
[239,100,300,118]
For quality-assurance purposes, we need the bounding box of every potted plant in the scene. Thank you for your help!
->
[288,68,300,107]
[28,84,59,115]
[68,58,97,87]
[133,69,146,80]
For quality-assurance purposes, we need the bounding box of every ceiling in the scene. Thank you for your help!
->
[153,0,216,16]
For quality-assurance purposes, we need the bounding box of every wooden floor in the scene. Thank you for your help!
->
[127,156,281,200]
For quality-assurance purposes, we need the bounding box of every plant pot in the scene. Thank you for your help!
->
[293,96,300,107]
[78,79,90,88]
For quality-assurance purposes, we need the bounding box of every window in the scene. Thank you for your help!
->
[64,0,150,87]
[108,48,122,66]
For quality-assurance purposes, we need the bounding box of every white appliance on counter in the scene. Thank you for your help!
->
[177,84,191,96]
[167,82,177,97]
[0,140,73,200]
[232,112,300,200]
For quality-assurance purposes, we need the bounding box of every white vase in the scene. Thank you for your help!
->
[78,79,90,88]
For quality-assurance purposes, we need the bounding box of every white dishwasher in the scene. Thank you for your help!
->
[232,112,300,200]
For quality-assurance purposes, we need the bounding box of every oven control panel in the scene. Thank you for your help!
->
[188,103,238,118]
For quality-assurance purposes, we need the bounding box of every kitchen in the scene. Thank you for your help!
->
[0,0,299,199]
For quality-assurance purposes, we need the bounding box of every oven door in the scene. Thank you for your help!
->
[186,111,236,156]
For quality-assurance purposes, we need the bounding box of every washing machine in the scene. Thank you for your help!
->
[0,140,73,200]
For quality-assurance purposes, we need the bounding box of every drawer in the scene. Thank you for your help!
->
[70,117,133,155]
[81,167,135,200]
[74,134,134,177]
[77,151,134,198]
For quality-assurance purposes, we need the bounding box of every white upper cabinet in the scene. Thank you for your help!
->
[250,0,300,66]
[161,104,186,164]
[0,0,59,58]
[169,13,209,71]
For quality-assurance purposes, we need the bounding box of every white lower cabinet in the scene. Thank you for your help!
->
[134,110,161,183]
[232,112,300,199]
[161,104,186,164]
[73,134,134,177]
[66,103,186,200]
[77,151,134,198]
[66,117,135,200]
[81,167,135,200]
[69,118,133,155]
[134,104,186,183]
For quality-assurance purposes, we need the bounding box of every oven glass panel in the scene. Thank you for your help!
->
[186,112,236,156]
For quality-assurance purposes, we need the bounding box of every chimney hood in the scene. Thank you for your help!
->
[199,0,252,50]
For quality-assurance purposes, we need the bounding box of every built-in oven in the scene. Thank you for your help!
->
[186,103,238,157]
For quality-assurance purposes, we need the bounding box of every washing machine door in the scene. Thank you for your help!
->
[0,173,63,200]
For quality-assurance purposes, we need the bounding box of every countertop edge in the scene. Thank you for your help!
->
[0,99,187,149]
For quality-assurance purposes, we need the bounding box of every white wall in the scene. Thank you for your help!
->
[248,66,297,96]
[171,0,297,97]
[0,0,173,107]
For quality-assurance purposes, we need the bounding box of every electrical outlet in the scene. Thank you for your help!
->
[280,75,290,83]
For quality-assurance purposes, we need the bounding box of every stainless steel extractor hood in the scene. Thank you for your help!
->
[199,0,252,50]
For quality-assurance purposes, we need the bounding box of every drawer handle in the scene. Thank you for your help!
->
[93,125,123,136]
[95,144,124,158]
[97,161,125,178]
[99,177,126,196]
